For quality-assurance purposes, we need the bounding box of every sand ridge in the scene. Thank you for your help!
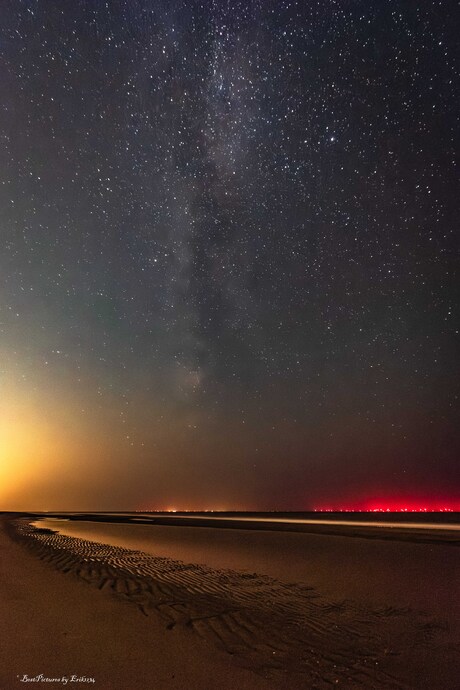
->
[0,517,280,690]
[8,519,459,689]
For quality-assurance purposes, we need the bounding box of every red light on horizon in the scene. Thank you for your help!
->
[314,505,457,513]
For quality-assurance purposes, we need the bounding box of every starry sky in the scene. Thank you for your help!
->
[0,0,458,511]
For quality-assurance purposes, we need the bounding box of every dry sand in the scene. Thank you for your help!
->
[1,514,459,689]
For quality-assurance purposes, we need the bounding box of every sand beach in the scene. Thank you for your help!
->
[1,513,459,689]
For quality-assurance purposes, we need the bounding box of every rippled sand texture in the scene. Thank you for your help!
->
[10,520,457,689]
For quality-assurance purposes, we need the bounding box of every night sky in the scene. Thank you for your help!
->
[1,0,458,511]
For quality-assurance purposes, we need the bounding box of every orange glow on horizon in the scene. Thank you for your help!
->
[0,378,121,510]
[0,404,58,503]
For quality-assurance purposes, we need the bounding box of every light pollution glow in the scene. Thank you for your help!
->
[1,351,458,513]
[0,372,134,511]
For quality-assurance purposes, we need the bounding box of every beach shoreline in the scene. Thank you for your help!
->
[2,513,460,689]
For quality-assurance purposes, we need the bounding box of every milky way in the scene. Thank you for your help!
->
[0,1,458,510]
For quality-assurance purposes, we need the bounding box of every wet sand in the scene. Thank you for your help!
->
[35,517,460,616]
[2,514,460,689]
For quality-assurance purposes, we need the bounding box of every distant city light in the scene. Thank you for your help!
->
[314,506,456,513]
